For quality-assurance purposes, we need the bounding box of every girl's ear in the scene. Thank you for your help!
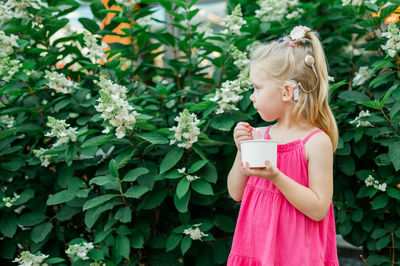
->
[282,83,294,102]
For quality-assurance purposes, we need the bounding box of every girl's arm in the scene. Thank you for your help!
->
[242,132,333,221]
[227,151,249,201]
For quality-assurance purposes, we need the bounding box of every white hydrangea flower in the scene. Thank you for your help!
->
[0,0,41,23]
[66,242,94,261]
[0,55,22,82]
[342,44,363,56]
[342,0,376,6]
[116,0,140,11]
[13,251,49,266]
[33,148,54,167]
[221,4,246,35]
[365,175,386,192]
[90,261,106,266]
[0,31,19,56]
[211,77,250,114]
[136,15,152,28]
[44,70,77,94]
[230,45,250,71]
[178,167,186,174]
[286,8,304,19]
[0,115,16,128]
[95,76,139,139]
[2,193,20,208]
[196,22,214,37]
[45,116,78,147]
[350,110,373,128]
[183,224,208,241]
[381,22,400,58]
[169,109,200,149]
[255,0,299,22]
[83,32,105,63]
[352,66,374,87]
[0,5,13,24]
[289,25,311,40]
[186,175,201,182]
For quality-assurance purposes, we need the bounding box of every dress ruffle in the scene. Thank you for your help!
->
[227,254,262,266]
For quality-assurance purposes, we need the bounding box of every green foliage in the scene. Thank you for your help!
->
[1,0,400,265]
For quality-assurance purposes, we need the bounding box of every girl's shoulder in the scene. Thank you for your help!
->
[304,129,333,162]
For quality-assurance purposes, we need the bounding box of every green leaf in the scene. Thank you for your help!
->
[137,132,169,144]
[390,102,400,119]
[82,135,114,148]
[181,235,192,255]
[47,189,79,205]
[13,189,34,206]
[380,84,398,105]
[388,141,400,171]
[114,206,132,223]
[123,167,149,182]
[376,236,391,250]
[0,213,17,238]
[387,187,400,200]
[166,233,182,252]
[83,194,117,211]
[65,144,77,166]
[160,147,184,173]
[191,179,214,195]
[366,254,389,265]
[137,187,167,210]
[369,72,393,89]
[210,115,235,131]
[124,185,149,198]
[78,18,100,34]
[116,235,130,259]
[88,249,104,261]
[131,229,144,248]
[214,215,235,233]
[189,101,212,112]
[337,156,355,176]
[0,128,18,141]
[94,228,113,243]
[174,190,191,213]
[176,178,190,199]
[109,159,119,179]
[338,91,370,103]
[351,209,363,223]
[18,212,46,226]
[31,222,53,243]
[372,194,389,210]
[198,162,218,183]
[89,175,114,186]
[189,160,208,173]
[45,258,66,264]
[360,100,381,109]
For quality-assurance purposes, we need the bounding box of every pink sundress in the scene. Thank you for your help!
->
[227,126,339,266]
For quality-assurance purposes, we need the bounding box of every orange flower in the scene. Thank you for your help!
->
[371,6,400,24]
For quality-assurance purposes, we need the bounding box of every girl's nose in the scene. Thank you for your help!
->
[250,92,255,103]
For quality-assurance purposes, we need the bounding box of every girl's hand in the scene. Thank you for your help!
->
[233,122,253,151]
[240,160,281,182]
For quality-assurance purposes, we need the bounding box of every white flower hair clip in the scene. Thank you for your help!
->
[289,25,311,47]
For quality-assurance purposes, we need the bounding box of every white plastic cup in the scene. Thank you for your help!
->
[240,140,278,168]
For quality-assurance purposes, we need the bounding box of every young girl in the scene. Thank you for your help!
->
[227,25,339,266]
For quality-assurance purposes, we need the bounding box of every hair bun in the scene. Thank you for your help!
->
[304,55,314,66]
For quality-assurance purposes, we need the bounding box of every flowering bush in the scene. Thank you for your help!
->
[0,0,399,265]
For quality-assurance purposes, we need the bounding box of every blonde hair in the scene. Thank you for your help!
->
[250,31,338,151]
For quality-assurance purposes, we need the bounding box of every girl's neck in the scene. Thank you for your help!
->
[269,120,316,143]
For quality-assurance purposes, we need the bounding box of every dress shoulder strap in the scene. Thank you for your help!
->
[264,125,273,140]
[302,129,324,144]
